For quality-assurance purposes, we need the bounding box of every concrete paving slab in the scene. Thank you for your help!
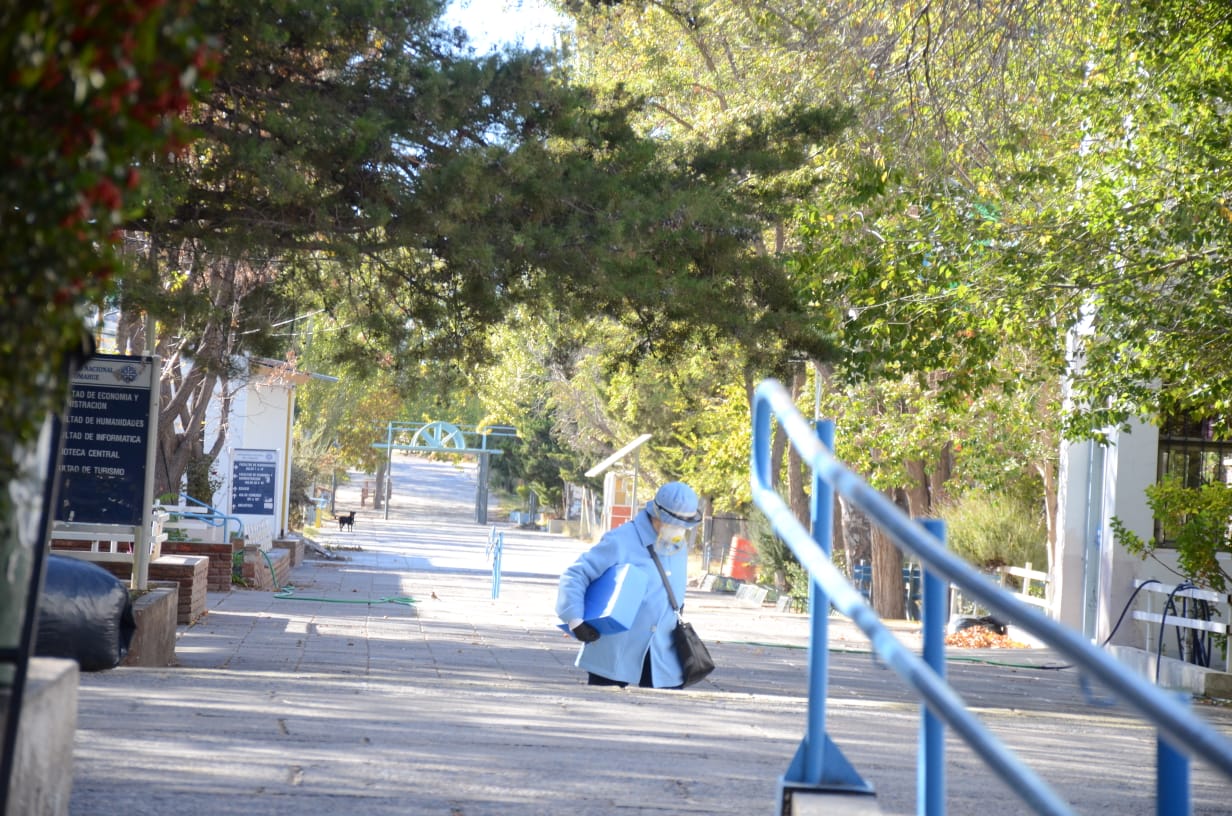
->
[68,453,1232,815]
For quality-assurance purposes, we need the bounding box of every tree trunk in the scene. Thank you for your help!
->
[929,442,954,511]
[840,495,872,575]
[785,368,810,529]
[1039,458,1059,577]
[770,421,787,491]
[373,459,387,510]
[871,522,905,619]
[904,459,931,517]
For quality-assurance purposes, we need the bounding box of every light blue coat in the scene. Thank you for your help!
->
[555,507,688,687]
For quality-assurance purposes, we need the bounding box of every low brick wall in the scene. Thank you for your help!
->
[73,555,209,625]
[242,546,290,591]
[161,539,240,591]
[152,556,209,623]
[272,536,304,568]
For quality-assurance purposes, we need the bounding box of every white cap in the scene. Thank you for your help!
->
[649,481,702,529]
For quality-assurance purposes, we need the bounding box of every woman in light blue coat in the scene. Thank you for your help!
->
[556,482,702,688]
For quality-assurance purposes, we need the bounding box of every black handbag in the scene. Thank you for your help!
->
[648,546,715,687]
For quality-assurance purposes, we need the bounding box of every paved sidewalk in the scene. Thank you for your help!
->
[69,455,1232,815]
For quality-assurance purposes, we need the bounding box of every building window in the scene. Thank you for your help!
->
[1157,416,1232,489]
[1155,416,1232,548]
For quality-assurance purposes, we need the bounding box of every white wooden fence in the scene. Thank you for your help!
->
[951,562,1049,618]
[1131,579,1231,673]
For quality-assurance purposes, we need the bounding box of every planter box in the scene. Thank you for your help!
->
[242,546,290,590]
[272,536,304,568]
[87,555,208,625]
[0,657,78,816]
[121,581,178,667]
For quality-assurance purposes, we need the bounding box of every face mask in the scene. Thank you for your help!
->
[655,523,692,555]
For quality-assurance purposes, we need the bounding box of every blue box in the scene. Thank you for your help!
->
[559,563,649,635]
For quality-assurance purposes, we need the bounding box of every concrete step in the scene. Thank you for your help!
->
[790,792,882,815]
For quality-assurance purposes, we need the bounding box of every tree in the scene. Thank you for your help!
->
[117,0,844,500]
[473,307,767,520]
[1112,477,1232,593]
[0,0,214,673]
[1055,0,1232,437]
[558,0,865,523]
[0,0,215,477]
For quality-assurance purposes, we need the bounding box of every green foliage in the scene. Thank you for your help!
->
[0,0,215,479]
[472,308,765,514]
[785,561,811,609]
[936,489,1047,571]
[141,1,843,507]
[286,462,316,530]
[748,509,798,583]
[1111,476,1232,592]
[293,354,406,494]
[562,0,852,370]
[1028,0,1232,439]
[185,457,223,505]
[507,416,578,515]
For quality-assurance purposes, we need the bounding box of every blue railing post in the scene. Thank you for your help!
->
[919,519,948,816]
[803,419,836,783]
[759,409,872,811]
[1157,694,1191,816]
[487,527,503,599]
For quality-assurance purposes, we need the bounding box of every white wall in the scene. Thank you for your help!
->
[1096,419,1159,646]
[202,359,297,539]
[234,379,293,538]
[1055,418,1161,646]
[1055,437,1097,631]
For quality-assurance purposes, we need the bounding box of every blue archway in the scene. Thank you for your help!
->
[373,421,517,523]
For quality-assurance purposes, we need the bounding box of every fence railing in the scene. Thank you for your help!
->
[1132,579,1232,675]
[949,562,1050,619]
[750,378,1232,816]
[158,492,245,544]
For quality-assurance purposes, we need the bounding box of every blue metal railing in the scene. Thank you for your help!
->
[487,526,503,599]
[750,378,1232,815]
[160,492,245,543]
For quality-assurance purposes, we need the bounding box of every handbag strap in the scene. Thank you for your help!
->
[646,545,682,614]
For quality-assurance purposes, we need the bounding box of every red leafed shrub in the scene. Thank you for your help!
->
[0,0,218,473]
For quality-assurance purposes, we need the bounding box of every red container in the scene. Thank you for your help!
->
[728,536,757,582]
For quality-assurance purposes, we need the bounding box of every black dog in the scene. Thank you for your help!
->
[336,511,355,532]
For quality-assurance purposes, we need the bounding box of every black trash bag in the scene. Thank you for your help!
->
[35,555,136,671]
[948,614,1008,636]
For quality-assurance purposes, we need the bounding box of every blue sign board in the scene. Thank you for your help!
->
[54,354,155,526]
[231,449,278,515]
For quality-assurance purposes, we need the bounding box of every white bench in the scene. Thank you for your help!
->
[50,513,168,565]
[50,512,170,590]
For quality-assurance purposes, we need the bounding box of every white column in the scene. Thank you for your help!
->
[1096,419,1159,646]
